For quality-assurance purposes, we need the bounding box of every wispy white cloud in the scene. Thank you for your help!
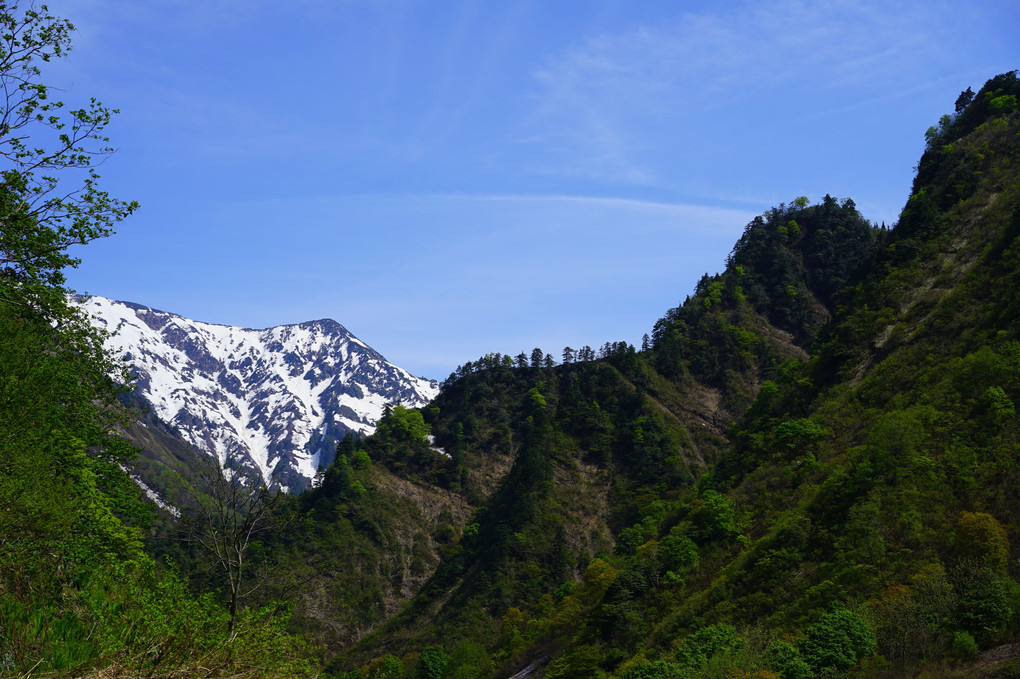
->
[72,188,755,376]
[522,0,968,187]
[54,0,1019,379]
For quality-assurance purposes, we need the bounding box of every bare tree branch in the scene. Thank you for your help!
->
[185,458,281,634]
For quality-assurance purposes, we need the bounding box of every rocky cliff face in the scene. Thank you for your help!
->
[83,297,439,490]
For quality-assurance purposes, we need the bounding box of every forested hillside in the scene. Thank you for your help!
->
[314,71,1020,678]
[0,5,315,676]
[2,1,1018,675]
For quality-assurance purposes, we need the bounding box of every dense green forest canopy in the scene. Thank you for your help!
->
[2,2,1018,675]
[315,71,1020,679]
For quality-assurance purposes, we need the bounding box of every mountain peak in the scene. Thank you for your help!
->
[82,296,438,490]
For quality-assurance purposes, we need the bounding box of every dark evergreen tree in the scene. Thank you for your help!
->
[955,86,975,113]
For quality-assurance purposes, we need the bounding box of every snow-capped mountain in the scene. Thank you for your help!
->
[82,297,439,491]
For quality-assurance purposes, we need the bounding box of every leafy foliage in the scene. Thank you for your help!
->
[325,72,1020,678]
[0,3,316,675]
[0,1,137,317]
[7,20,1019,675]
[797,606,876,675]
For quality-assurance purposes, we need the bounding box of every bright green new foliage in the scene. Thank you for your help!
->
[0,2,315,675]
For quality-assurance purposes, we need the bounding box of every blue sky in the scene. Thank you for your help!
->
[46,0,1019,379]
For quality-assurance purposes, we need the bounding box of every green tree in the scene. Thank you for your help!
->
[0,6,319,675]
[658,532,698,573]
[768,642,811,679]
[955,86,975,113]
[773,418,826,456]
[0,0,140,601]
[0,4,139,570]
[952,512,1010,574]
[0,1,137,316]
[674,623,743,669]
[618,660,682,679]
[376,404,431,444]
[546,644,607,678]
[416,645,448,679]
[351,448,372,469]
[798,606,876,676]
[952,564,1013,646]
[366,654,403,678]
[982,386,1015,422]
[691,490,738,542]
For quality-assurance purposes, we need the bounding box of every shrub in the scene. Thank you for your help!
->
[618,659,683,679]
[798,606,876,676]
[768,642,812,679]
[951,631,979,660]
[416,645,448,679]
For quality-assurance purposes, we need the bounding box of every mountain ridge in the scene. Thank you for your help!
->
[83,296,439,490]
[7,67,1017,678]
[315,72,1020,678]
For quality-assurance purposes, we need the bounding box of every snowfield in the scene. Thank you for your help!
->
[83,297,438,489]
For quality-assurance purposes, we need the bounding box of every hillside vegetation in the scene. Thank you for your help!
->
[2,3,1018,674]
[310,71,1020,679]
[0,4,315,676]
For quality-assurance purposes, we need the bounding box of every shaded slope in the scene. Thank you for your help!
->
[322,72,1020,679]
[599,72,1020,678]
[323,193,877,676]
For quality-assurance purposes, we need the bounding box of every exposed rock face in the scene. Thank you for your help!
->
[83,297,438,490]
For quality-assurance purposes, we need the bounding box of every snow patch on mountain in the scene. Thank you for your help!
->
[82,297,439,489]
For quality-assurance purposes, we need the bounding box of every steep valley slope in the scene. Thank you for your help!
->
[305,72,1020,679]
[102,71,1020,679]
